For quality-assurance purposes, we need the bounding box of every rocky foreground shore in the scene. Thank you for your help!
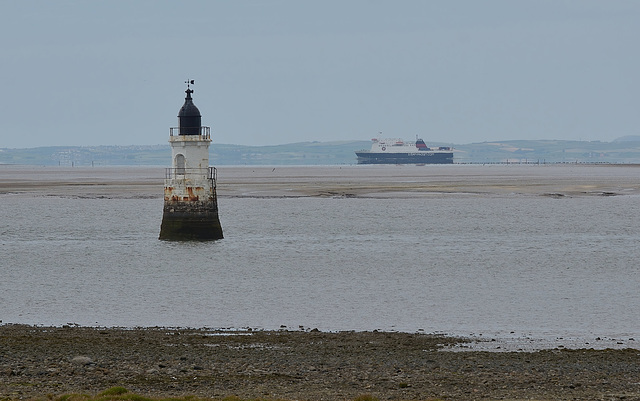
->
[1,325,639,401]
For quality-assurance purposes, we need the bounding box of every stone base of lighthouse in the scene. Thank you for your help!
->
[159,175,223,241]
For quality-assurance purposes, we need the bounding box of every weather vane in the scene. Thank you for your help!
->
[185,79,194,89]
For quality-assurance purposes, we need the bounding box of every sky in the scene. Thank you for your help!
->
[1,0,639,148]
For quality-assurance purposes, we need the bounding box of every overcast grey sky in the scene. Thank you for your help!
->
[1,0,638,148]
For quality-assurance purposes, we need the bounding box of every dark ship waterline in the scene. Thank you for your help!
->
[355,137,454,164]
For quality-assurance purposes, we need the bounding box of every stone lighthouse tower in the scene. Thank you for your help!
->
[159,81,223,240]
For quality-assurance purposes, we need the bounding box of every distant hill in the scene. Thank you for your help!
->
[455,139,640,164]
[212,141,369,165]
[0,145,170,166]
[612,135,640,143]
[2,138,640,166]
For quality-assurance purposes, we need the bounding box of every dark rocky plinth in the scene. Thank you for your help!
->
[1,325,640,400]
[159,199,223,240]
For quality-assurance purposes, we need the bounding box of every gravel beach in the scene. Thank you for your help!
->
[1,325,639,400]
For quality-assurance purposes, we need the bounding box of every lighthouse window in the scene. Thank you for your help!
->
[176,154,186,175]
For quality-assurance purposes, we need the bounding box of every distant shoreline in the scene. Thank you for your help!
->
[3,138,640,165]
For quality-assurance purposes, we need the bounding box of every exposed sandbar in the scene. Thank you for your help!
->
[1,164,639,199]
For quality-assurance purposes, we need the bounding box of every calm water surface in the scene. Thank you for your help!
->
[1,167,639,349]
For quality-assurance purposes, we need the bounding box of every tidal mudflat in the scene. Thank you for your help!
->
[1,164,639,199]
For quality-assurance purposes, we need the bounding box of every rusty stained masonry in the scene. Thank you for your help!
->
[164,186,206,202]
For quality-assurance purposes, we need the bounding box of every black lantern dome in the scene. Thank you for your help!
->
[178,82,202,135]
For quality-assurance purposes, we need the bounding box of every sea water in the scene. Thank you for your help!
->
[1,166,639,350]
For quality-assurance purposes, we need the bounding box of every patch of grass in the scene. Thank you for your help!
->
[56,394,92,401]
[98,388,129,397]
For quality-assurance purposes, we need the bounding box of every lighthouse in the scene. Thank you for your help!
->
[159,81,224,240]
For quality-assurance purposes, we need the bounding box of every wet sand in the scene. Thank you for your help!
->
[1,164,639,199]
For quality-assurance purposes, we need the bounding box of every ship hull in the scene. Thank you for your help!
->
[355,151,453,165]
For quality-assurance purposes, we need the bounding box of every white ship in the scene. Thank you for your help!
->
[355,137,453,164]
